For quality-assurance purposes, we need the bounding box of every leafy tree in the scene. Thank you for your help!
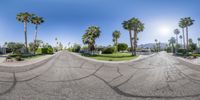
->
[29,40,42,53]
[6,42,24,54]
[82,26,101,51]
[117,43,128,52]
[72,44,81,52]
[17,12,34,52]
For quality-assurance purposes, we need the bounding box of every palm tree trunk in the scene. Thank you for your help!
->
[133,31,137,56]
[129,30,134,56]
[182,28,186,49]
[24,21,28,53]
[186,26,189,51]
[34,24,38,55]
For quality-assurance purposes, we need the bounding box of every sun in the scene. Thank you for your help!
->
[159,26,171,35]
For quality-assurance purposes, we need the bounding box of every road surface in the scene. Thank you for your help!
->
[0,51,200,100]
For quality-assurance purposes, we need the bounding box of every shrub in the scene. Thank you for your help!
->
[48,48,53,54]
[177,49,187,54]
[41,48,48,54]
[72,44,81,52]
[15,55,22,61]
[118,43,128,51]
[102,47,115,54]
[36,48,42,54]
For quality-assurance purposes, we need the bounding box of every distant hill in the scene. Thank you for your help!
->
[138,43,168,49]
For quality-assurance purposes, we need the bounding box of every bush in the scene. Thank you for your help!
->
[177,49,187,54]
[36,48,42,54]
[118,43,128,51]
[40,47,53,54]
[72,44,81,52]
[102,47,115,54]
[48,48,53,54]
[15,55,22,61]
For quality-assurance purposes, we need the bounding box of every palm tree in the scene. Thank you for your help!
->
[155,39,158,52]
[169,37,176,53]
[17,12,34,52]
[122,20,134,55]
[179,19,186,49]
[174,29,180,44]
[122,17,144,56]
[112,30,121,50]
[198,38,200,48]
[82,26,101,51]
[31,16,44,54]
[182,17,195,50]
[179,35,183,47]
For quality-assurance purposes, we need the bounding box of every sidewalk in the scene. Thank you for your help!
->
[177,56,200,65]
[0,54,8,63]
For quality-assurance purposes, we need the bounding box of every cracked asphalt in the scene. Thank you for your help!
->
[0,51,200,100]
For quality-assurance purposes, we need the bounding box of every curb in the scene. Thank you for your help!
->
[68,51,156,64]
[0,52,61,73]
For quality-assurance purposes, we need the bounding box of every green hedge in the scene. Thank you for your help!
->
[102,47,115,54]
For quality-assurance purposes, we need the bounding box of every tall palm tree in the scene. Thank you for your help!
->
[130,18,144,56]
[16,12,34,52]
[179,19,186,49]
[112,30,121,46]
[122,20,134,55]
[122,17,144,56]
[174,29,180,44]
[182,17,195,50]
[179,35,183,47]
[198,38,200,48]
[82,26,101,51]
[31,16,44,54]
[155,39,158,52]
[169,37,176,53]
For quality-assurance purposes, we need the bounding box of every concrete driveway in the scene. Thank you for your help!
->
[0,51,200,100]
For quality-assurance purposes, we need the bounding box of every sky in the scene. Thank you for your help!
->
[0,0,200,47]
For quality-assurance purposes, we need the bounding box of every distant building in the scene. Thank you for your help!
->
[0,46,6,54]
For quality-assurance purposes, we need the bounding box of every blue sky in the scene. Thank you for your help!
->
[0,0,200,47]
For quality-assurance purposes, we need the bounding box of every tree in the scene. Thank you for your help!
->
[181,17,195,50]
[31,16,44,54]
[198,38,200,48]
[112,30,120,53]
[179,35,183,46]
[17,12,34,52]
[122,20,134,55]
[112,30,121,46]
[188,39,197,52]
[122,17,144,56]
[82,26,101,51]
[174,29,180,44]
[6,42,24,54]
[179,19,186,49]
[169,37,176,53]
[155,39,158,52]
[29,40,42,53]
[117,43,128,52]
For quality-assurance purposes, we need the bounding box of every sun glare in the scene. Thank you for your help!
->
[159,26,170,35]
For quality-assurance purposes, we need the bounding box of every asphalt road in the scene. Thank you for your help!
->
[0,51,200,100]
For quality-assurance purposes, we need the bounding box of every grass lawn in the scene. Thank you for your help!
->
[82,53,138,61]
